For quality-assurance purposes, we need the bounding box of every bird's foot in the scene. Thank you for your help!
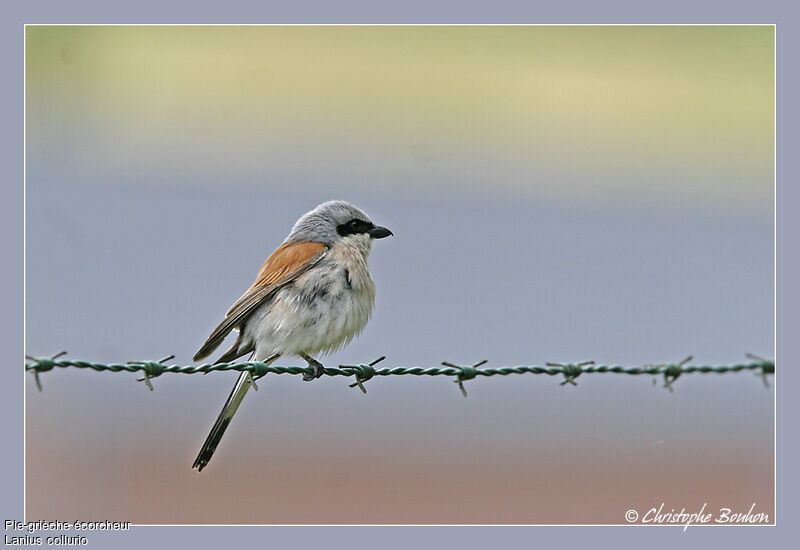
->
[301,355,325,381]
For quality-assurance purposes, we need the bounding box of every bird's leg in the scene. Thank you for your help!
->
[299,352,325,381]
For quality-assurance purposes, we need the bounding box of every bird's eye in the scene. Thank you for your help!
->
[337,218,372,237]
[350,219,372,231]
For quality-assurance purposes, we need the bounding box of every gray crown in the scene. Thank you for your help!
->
[285,200,372,244]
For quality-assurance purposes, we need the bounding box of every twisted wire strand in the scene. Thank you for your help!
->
[24,354,775,394]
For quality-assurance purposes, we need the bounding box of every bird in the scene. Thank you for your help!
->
[191,200,392,471]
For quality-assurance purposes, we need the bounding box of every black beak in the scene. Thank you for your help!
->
[368,225,393,239]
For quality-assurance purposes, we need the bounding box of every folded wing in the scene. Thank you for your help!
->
[193,241,328,361]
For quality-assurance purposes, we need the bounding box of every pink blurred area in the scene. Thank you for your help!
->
[26,433,773,524]
[25,373,773,524]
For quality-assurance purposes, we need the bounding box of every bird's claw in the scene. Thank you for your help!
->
[302,358,325,381]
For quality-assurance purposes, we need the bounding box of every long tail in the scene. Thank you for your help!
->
[192,354,279,471]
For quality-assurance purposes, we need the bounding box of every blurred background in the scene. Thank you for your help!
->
[25,26,774,524]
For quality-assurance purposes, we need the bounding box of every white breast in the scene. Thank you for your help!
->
[245,239,376,359]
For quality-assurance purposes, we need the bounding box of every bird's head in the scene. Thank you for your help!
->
[285,200,393,255]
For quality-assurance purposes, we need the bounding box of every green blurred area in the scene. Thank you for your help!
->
[25,25,775,208]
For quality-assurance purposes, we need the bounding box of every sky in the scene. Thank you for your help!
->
[25,25,774,524]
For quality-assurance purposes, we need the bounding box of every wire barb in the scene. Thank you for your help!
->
[747,353,774,388]
[546,361,594,386]
[344,356,386,394]
[442,360,487,397]
[25,351,67,391]
[129,354,174,391]
[661,355,693,392]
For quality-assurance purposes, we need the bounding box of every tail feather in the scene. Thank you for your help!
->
[215,332,253,365]
[192,371,251,471]
[193,317,246,362]
[192,353,279,471]
[193,327,229,362]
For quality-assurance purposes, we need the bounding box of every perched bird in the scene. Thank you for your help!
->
[192,200,392,471]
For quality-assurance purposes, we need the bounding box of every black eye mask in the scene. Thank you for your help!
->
[336,218,374,237]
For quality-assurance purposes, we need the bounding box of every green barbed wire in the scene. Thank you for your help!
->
[24,352,775,396]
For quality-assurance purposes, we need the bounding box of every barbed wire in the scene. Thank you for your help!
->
[24,352,774,395]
